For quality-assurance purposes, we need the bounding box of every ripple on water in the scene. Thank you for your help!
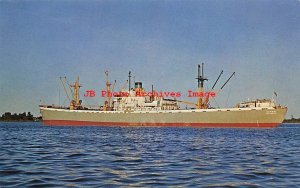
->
[0,123,300,187]
[0,169,24,176]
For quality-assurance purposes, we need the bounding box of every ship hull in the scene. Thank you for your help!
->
[40,107,287,128]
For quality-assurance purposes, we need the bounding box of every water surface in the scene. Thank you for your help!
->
[1,123,300,187]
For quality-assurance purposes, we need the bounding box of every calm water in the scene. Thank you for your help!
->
[0,123,300,187]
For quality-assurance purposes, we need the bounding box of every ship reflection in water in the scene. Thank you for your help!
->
[1,122,300,187]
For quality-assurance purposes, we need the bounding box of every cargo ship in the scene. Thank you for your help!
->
[40,64,287,128]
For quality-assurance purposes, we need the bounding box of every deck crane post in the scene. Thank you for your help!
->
[104,71,112,111]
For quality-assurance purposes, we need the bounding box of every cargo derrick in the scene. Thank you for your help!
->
[104,71,114,111]
[70,77,82,110]
[59,76,82,110]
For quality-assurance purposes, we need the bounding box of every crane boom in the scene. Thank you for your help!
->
[212,70,223,90]
[111,80,117,93]
[64,77,74,96]
[220,72,235,90]
[59,77,71,101]
[121,80,128,91]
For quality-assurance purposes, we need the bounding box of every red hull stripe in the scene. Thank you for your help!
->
[43,120,280,128]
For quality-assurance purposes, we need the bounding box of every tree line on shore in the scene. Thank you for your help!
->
[283,117,300,123]
[0,112,41,122]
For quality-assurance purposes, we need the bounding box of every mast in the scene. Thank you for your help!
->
[201,63,204,88]
[197,64,201,88]
[104,71,111,111]
[69,76,81,110]
[128,71,132,92]
[73,76,80,105]
[151,84,154,102]
[195,63,208,109]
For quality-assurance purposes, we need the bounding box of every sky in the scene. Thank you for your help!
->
[0,0,299,118]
